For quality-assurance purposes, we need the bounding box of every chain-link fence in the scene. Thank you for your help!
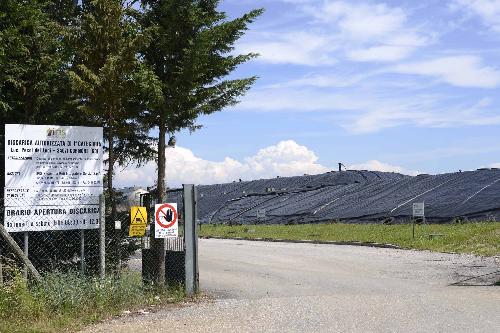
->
[0,184,195,293]
[117,188,186,287]
[0,187,102,280]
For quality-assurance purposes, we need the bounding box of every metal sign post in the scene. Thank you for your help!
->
[99,194,106,280]
[412,218,415,240]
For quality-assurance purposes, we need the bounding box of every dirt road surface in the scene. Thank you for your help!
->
[82,238,500,333]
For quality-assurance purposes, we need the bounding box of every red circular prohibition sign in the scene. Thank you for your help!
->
[155,204,178,229]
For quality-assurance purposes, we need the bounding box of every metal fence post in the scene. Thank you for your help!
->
[23,232,28,280]
[99,194,106,280]
[0,247,3,285]
[183,184,199,295]
[80,229,85,275]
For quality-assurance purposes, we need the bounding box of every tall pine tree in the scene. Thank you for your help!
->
[69,0,156,269]
[140,0,263,283]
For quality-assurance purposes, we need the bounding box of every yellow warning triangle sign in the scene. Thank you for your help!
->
[131,206,147,224]
[129,206,147,237]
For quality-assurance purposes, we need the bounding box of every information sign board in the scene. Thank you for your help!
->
[4,124,103,232]
[413,202,425,217]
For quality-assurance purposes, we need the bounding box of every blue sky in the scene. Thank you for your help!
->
[117,0,500,187]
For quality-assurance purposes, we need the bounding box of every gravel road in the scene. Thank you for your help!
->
[82,239,500,333]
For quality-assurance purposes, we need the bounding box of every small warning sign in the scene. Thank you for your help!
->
[129,206,147,237]
[155,203,178,238]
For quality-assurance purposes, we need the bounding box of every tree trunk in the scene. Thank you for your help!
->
[153,118,167,284]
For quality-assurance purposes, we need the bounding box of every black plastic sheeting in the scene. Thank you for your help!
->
[166,169,500,224]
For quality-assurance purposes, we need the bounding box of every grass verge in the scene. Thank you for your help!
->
[0,268,184,333]
[200,222,500,257]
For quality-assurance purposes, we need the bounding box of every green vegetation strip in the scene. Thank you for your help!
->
[0,269,184,333]
[200,222,500,257]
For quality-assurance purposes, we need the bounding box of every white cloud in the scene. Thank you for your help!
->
[348,46,414,62]
[349,160,420,176]
[238,87,350,112]
[308,2,407,39]
[114,141,422,188]
[490,163,500,168]
[452,0,500,32]
[237,1,430,65]
[237,84,500,133]
[114,140,330,188]
[348,109,425,134]
[238,31,336,66]
[346,96,500,133]
[393,56,500,88]
[304,1,430,62]
[245,140,329,176]
[270,75,352,88]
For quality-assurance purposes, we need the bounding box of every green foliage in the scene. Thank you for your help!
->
[0,268,183,333]
[69,0,156,169]
[0,0,78,125]
[1,0,263,190]
[200,222,500,257]
[140,0,263,133]
[138,0,263,281]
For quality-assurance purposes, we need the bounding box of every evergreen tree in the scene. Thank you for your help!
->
[0,0,78,125]
[68,0,156,269]
[0,0,81,205]
[140,0,263,283]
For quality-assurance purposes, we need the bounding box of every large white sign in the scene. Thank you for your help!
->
[5,124,102,188]
[4,124,103,232]
[155,203,178,238]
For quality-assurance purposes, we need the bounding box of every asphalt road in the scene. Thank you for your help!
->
[83,239,500,333]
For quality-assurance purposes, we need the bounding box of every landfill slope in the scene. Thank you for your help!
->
[166,169,500,224]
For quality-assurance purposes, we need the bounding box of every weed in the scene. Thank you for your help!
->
[0,268,183,333]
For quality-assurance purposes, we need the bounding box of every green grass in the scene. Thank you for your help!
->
[0,268,185,333]
[200,222,500,257]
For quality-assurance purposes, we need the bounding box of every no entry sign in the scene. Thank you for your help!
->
[155,203,178,238]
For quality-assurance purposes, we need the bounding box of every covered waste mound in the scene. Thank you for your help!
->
[166,169,500,224]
